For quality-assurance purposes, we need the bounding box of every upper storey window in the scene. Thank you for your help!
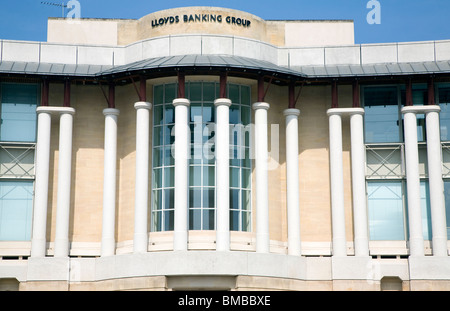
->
[0,83,38,241]
[152,82,252,233]
[363,86,400,144]
[0,83,38,143]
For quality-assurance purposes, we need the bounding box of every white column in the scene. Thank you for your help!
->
[133,102,152,253]
[350,110,370,257]
[402,108,424,257]
[31,108,52,257]
[253,102,270,253]
[215,98,232,252]
[54,108,75,258]
[425,107,448,256]
[284,108,301,256]
[173,98,190,251]
[101,108,120,257]
[327,109,347,257]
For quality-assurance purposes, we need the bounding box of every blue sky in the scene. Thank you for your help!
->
[0,0,449,44]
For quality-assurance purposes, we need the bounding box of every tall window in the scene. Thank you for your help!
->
[151,82,252,232]
[439,84,450,238]
[0,83,38,241]
[364,84,431,241]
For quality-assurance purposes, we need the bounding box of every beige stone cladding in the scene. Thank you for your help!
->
[38,76,361,256]
[47,7,354,48]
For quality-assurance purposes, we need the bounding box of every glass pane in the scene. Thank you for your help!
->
[203,209,215,230]
[0,181,33,241]
[152,189,162,210]
[154,85,164,104]
[203,143,215,164]
[189,188,202,208]
[1,84,38,142]
[444,181,450,237]
[165,84,176,103]
[164,106,175,124]
[190,144,202,164]
[190,103,202,123]
[189,82,202,102]
[364,87,400,143]
[230,210,239,231]
[420,181,432,240]
[230,146,240,167]
[241,211,250,232]
[189,166,201,187]
[164,189,174,210]
[242,190,251,211]
[164,210,174,231]
[152,168,162,189]
[243,148,251,168]
[153,147,163,167]
[163,125,174,145]
[241,106,251,125]
[228,84,240,104]
[242,169,251,189]
[203,188,215,208]
[203,103,214,123]
[164,146,174,166]
[439,86,450,141]
[230,189,239,210]
[230,167,240,188]
[152,211,162,231]
[368,181,405,241]
[153,105,163,125]
[240,86,250,106]
[153,126,163,146]
[203,83,216,101]
[189,209,202,230]
[230,105,240,124]
[203,166,215,186]
[164,167,174,187]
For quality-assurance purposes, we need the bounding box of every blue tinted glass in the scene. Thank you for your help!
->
[154,85,164,104]
[189,83,202,102]
[228,84,239,104]
[189,209,202,230]
[203,209,215,230]
[368,181,405,240]
[439,86,450,141]
[364,87,399,143]
[165,84,176,103]
[420,181,432,240]
[444,181,450,238]
[1,84,38,142]
[189,188,202,208]
[0,181,34,241]
[230,210,239,231]
[230,105,240,124]
[203,83,216,102]
[203,103,214,123]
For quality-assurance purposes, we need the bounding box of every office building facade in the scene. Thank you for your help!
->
[0,7,449,291]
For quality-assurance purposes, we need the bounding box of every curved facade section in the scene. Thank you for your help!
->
[0,6,449,291]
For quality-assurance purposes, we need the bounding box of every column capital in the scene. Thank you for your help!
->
[327,107,364,117]
[173,98,190,107]
[103,108,120,116]
[214,98,232,107]
[283,108,300,117]
[134,101,152,110]
[252,102,270,110]
[37,106,76,115]
[401,105,440,114]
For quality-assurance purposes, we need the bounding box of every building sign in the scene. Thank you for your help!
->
[151,13,251,28]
